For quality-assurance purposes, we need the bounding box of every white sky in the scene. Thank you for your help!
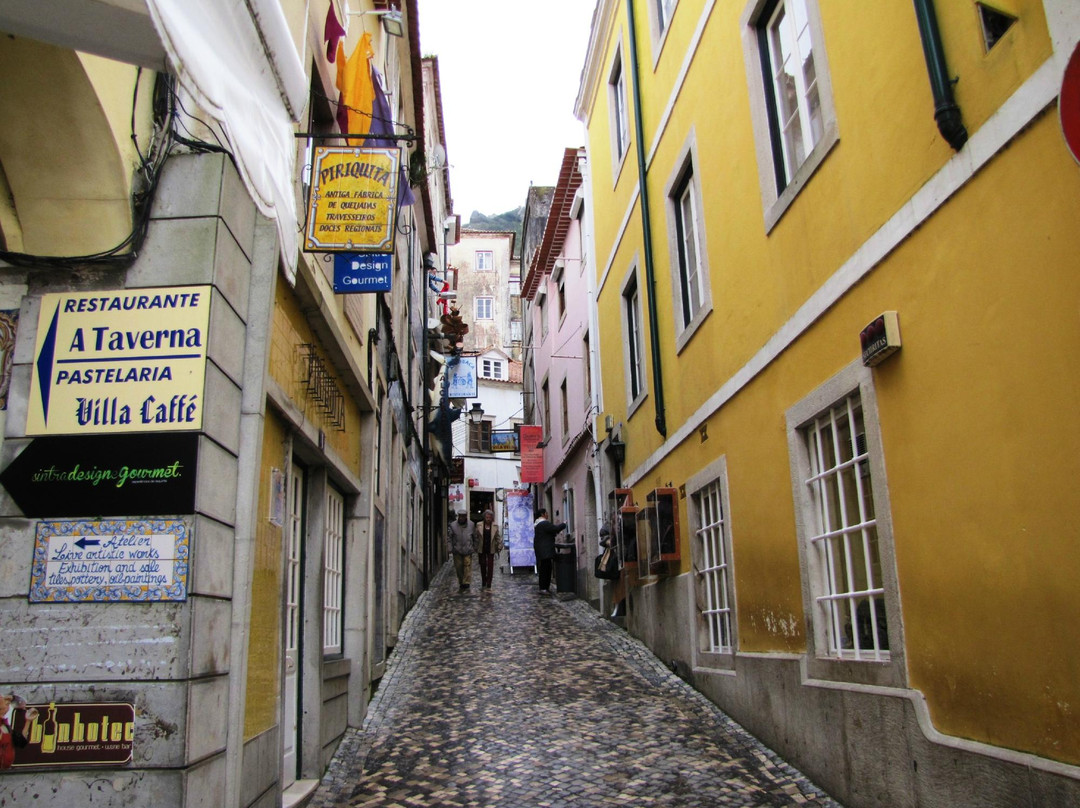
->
[417,0,596,219]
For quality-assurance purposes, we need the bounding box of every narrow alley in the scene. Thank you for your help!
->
[308,565,843,808]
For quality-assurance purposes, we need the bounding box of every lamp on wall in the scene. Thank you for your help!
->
[605,438,626,466]
[467,402,485,424]
[349,8,405,37]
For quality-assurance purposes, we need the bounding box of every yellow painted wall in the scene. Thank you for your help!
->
[245,409,288,739]
[270,280,363,475]
[584,0,1077,765]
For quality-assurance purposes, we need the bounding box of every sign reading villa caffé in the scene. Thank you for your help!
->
[304,146,401,253]
[26,287,211,436]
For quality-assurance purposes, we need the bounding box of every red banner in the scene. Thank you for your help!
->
[519,425,544,483]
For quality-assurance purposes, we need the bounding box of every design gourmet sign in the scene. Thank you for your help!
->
[27,286,211,436]
[30,519,190,603]
[304,146,401,253]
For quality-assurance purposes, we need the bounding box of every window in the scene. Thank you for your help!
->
[510,318,523,343]
[665,143,712,349]
[476,250,494,271]
[556,273,566,322]
[656,0,677,32]
[541,379,551,441]
[538,295,549,342]
[469,420,492,453]
[742,0,838,230]
[480,358,505,380]
[786,362,904,686]
[622,272,646,407]
[687,459,736,662]
[475,296,494,320]
[609,49,631,163]
[560,378,569,438]
[323,486,345,655]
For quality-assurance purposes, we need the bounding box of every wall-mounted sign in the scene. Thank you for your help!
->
[1061,40,1080,165]
[445,356,477,399]
[333,252,393,293]
[10,702,134,768]
[490,429,519,453]
[27,287,211,436]
[860,311,901,367]
[519,425,544,484]
[304,146,401,252]
[30,519,189,603]
[0,432,198,518]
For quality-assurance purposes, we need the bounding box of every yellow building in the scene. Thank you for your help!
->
[578,0,1080,804]
[0,2,453,806]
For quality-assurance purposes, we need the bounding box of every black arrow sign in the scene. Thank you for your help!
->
[0,433,199,518]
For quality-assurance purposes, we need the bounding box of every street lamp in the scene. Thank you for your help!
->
[468,402,485,424]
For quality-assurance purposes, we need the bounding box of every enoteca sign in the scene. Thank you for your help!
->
[27,287,211,435]
[304,146,401,252]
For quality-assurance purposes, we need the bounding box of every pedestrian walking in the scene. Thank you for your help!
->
[473,509,504,591]
[447,509,475,591]
[532,508,567,596]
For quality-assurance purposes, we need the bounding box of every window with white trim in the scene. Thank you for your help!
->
[665,143,712,349]
[475,296,494,320]
[622,271,646,406]
[691,475,735,657]
[476,250,494,271]
[787,362,904,686]
[656,0,677,32]
[609,48,631,163]
[480,358,505,380]
[741,0,838,230]
[323,486,345,655]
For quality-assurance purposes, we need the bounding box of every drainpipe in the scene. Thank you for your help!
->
[912,0,968,150]
[626,0,667,437]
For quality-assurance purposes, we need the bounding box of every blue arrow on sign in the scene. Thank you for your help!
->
[74,537,101,550]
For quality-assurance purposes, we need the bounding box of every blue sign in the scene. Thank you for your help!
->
[333,253,392,293]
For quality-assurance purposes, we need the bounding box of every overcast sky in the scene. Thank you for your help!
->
[417,0,596,219]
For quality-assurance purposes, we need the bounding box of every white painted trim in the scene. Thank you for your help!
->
[625,53,1061,488]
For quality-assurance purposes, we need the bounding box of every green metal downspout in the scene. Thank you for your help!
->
[626,0,667,437]
[912,0,968,150]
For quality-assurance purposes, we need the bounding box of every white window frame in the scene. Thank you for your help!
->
[664,133,712,352]
[323,486,345,656]
[475,296,494,321]
[475,250,494,271]
[686,456,737,670]
[480,358,504,380]
[650,0,678,58]
[621,263,647,415]
[786,360,905,688]
[741,0,839,232]
[608,45,632,175]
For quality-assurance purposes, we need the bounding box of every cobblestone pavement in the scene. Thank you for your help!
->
[309,562,844,808]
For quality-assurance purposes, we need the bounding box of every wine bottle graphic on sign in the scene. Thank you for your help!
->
[40,703,58,754]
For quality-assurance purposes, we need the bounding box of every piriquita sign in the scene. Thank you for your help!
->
[26,287,211,435]
[304,146,401,252]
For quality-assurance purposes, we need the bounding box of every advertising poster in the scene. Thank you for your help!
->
[519,425,544,483]
[26,287,211,436]
[304,146,401,252]
[506,489,535,568]
[29,519,190,603]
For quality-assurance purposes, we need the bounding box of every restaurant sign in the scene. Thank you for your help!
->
[10,702,135,768]
[30,519,190,603]
[304,146,401,253]
[27,286,211,436]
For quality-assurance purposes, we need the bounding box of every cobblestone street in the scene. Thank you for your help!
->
[309,563,843,808]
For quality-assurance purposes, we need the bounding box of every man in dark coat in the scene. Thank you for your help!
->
[532,508,567,595]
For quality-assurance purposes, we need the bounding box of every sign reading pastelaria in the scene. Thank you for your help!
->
[304,146,401,252]
[27,287,211,436]
[30,519,190,603]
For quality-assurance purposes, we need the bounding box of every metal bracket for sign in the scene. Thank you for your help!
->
[294,131,416,143]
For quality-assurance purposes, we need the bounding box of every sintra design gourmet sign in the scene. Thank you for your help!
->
[27,287,211,435]
[304,146,401,253]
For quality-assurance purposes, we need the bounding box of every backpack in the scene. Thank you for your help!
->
[593,546,620,580]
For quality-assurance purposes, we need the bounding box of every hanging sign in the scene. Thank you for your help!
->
[26,287,211,436]
[445,356,477,399]
[0,432,198,518]
[333,252,393,293]
[1062,40,1080,165]
[30,519,190,603]
[519,425,544,484]
[9,701,135,768]
[304,146,401,252]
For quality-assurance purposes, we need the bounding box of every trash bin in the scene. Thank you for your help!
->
[554,541,576,595]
